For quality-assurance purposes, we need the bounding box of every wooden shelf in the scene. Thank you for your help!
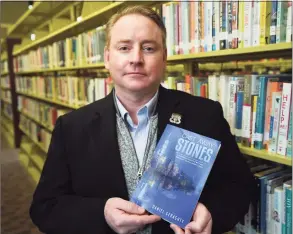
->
[19,125,47,153]
[167,43,292,63]
[17,91,79,109]
[0,86,11,90]
[20,110,53,132]
[15,63,105,74]
[13,1,164,56]
[1,71,9,76]
[1,126,14,148]
[21,142,45,171]
[1,118,14,137]
[1,98,12,105]
[13,43,292,74]
[239,144,292,166]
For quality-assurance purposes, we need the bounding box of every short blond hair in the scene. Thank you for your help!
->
[105,5,166,50]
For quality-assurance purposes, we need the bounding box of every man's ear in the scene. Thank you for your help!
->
[104,47,110,69]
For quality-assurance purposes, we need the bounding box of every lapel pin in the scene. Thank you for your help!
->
[169,113,182,125]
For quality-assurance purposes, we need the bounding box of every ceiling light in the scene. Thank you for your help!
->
[77,16,82,22]
[30,34,36,41]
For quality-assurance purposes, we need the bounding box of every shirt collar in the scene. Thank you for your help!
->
[114,89,159,120]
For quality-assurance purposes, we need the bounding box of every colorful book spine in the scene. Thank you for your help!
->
[252,0,260,46]
[273,186,283,234]
[244,1,253,47]
[285,184,292,234]
[286,110,292,157]
[259,1,272,45]
[277,83,292,155]
[254,76,268,149]
[286,1,292,42]
[238,1,244,48]
[268,92,282,153]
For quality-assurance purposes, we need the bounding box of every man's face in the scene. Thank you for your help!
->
[104,14,167,95]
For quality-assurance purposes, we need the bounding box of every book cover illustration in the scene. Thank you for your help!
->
[131,124,221,228]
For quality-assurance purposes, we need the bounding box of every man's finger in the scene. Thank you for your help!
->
[170,224,184,234]
[121,214,161,227]
[114,198,145,214]
[186,218,212,233]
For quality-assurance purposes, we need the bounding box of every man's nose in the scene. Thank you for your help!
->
[130,48,143,65]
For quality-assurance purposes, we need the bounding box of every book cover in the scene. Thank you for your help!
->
[131,124,221,228]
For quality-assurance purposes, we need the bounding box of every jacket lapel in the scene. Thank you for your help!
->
[88,92,129,199]
[157,86,183,140]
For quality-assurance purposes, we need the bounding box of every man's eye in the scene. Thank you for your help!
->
[119,46,129,51]
[143,47,155,52]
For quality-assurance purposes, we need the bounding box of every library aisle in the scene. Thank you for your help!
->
[1,134,41,234]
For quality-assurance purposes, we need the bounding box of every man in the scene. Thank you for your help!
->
[30,5,257,234]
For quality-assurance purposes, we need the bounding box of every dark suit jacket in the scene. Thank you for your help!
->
[30,86,257,234]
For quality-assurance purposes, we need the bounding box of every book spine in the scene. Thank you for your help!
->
[238,1,244,48]
[269,92,282,153]
[254,76,268,149]
[252,0,260,46]
[242,76,252,146]
[276,0,282,43]
[285,186,292,234]
[235,90,244,142]
[219,0,228,49]
[227,1,233,49]
[286,110,292,157]
[194,2,200,53]
[232,1,238,48]
[244,1,253,47]
[277,83,292,155]
[273,187,283,234]
[286,1,292,42]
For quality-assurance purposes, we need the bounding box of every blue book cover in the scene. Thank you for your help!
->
[130,124,221,228]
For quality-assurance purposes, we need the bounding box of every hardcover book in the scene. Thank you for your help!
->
[131,124,221,228]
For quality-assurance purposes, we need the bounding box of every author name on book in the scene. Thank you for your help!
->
[152,204,185,224]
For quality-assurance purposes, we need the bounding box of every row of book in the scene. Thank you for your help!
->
[1,102,13,121]
[13,25,106,72]
[234,159,292,234]
[1,90,12,103]
[0,76,10,88]
[12,1,292,72]
[162,1,292,55]
[19,114,52,152]
[18,96,71,131]
[162,73,292,157]
[1,60,8,74]
[15,76,113,107]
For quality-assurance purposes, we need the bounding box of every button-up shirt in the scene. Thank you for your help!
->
[115,91,158,167]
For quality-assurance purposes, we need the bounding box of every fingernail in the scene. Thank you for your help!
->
[139,207,145,212]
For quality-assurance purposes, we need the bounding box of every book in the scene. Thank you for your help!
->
[131,124,221,228]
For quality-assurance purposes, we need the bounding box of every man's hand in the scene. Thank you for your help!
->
[170,203,212,234]
[104,197,161,234]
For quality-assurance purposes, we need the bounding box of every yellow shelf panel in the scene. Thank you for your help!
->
[239,144,292,166]
[19,152,30,169]
[17,91,79,110]
[1,71,9,76]
[1,126,14,148]
[20,111,53,132]
[168,43,292,62]
[28,166,41,184]
[30,154,45,172]
[19,125,47,153]
[15,63,105,74]
[0,86,11,90]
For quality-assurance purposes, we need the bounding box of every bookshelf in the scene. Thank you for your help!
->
[17,91,80,110]
[1,1,292,234]
[238,145,292,166]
